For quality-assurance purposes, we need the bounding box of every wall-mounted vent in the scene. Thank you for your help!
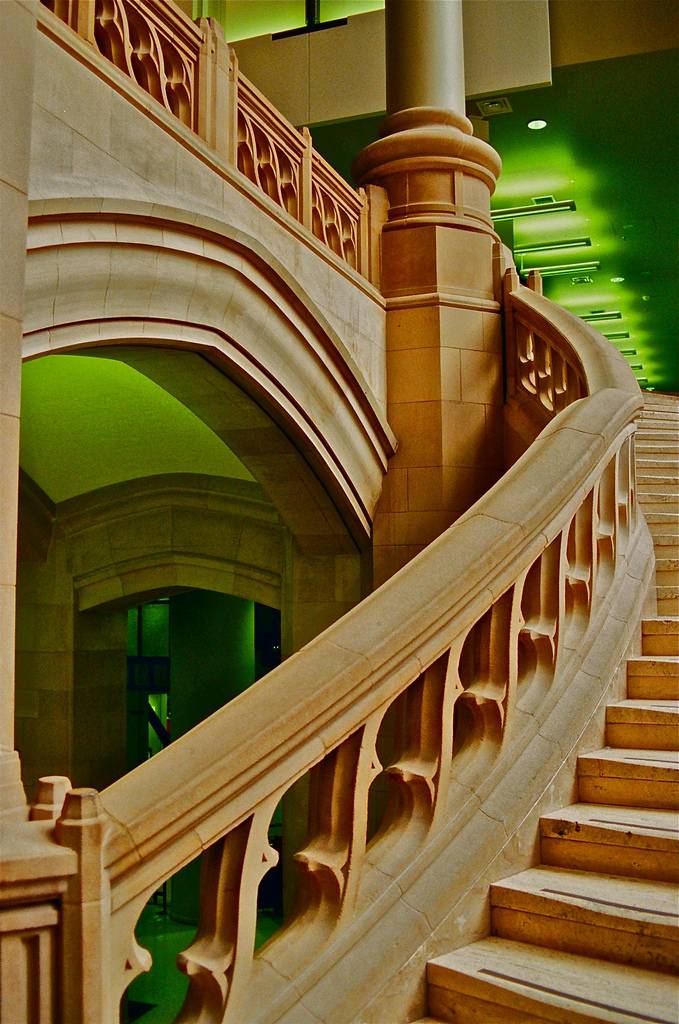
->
[532,195,555,205]
[571,275,593,284]
[476,96,512,116]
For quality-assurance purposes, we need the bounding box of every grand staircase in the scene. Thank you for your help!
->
[419,393,679,1024]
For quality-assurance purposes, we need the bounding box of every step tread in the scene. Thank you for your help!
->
[491,865,678,936]
[628,657,679,676]
[540,802,679,851]
[643,620,679,633]
[428,937,679,1024]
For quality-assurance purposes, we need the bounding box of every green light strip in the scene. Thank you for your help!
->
[491,200,577,222]
[581,311,622,322]
[523,262,600,278]
[516,237,591,255]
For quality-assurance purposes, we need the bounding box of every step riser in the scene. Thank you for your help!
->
[640,641,679,658]
[606,723,679,750]
[428,984,602,1024]
[540,837,678,884]
[491,908,678,974]
[640,502,679,513]
[578,777,679,810]
[627,677,679,698]
[658,598,679,616]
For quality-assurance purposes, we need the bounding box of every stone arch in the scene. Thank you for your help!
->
[23,198,396,548]
[16,471,289,795]
[17,203,395,796]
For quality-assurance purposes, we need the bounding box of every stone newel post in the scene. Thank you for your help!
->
[353,0,504,586]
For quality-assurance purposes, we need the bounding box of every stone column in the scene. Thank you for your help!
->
[0,0,37,818]
[354,0,504,587]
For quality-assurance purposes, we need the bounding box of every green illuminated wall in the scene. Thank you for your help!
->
[306,49,678,393]
[194,0,384,42]
[20,354,254,502]
[169,590,255,924]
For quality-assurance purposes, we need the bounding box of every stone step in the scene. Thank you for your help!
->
[627,656,679,699]
[540,803,679,882]
[639,494,679,509]
[645,512,679,526]
[577,748,678,809]
[652,537,679,558]
[427,937,679,1023]
[490,866,678,973]
[641,623,679,659]
[606,700,679,750]
[638,479,679,492]
[659,594,679,617]
[638,457,678,468]
[648,530,679,552]
[657,560,679,583]
[636,448,679,459]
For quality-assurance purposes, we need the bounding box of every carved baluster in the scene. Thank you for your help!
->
[562,490,595,653]
[453,589,518,767]
[516,323,537,395]
[629,430,638,531]
[516,536,561,713]
[311,179,328,248]
[593,456,617,600]
[175,802,279,1023]
[293,721,382,926]
[536,336,554,411]
[369,655,453,867]
[73,0,96,44]
[237,109,257,185]
[94,0,134,76]
[615,434,633,553]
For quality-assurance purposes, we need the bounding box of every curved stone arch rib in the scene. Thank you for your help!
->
[56,473,285,613]
[24,200,396,547]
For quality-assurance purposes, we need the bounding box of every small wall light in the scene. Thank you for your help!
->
[610,277,625,283]
[527,119,547,130]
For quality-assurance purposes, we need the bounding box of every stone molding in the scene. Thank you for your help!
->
[55,473,284,612]
[23,201,397,546]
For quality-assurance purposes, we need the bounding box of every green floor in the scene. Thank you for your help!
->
[124,904,283,1023]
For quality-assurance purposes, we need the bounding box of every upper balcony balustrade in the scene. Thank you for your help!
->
[38,0,385,285]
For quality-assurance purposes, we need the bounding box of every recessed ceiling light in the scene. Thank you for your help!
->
[610,277,625,283]
[527,119,547,130]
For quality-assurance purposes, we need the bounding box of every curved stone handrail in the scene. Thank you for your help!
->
[82,274,650,1022]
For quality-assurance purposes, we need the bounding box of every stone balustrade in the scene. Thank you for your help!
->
[38,0,379,280]
[39,255,648,1023]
